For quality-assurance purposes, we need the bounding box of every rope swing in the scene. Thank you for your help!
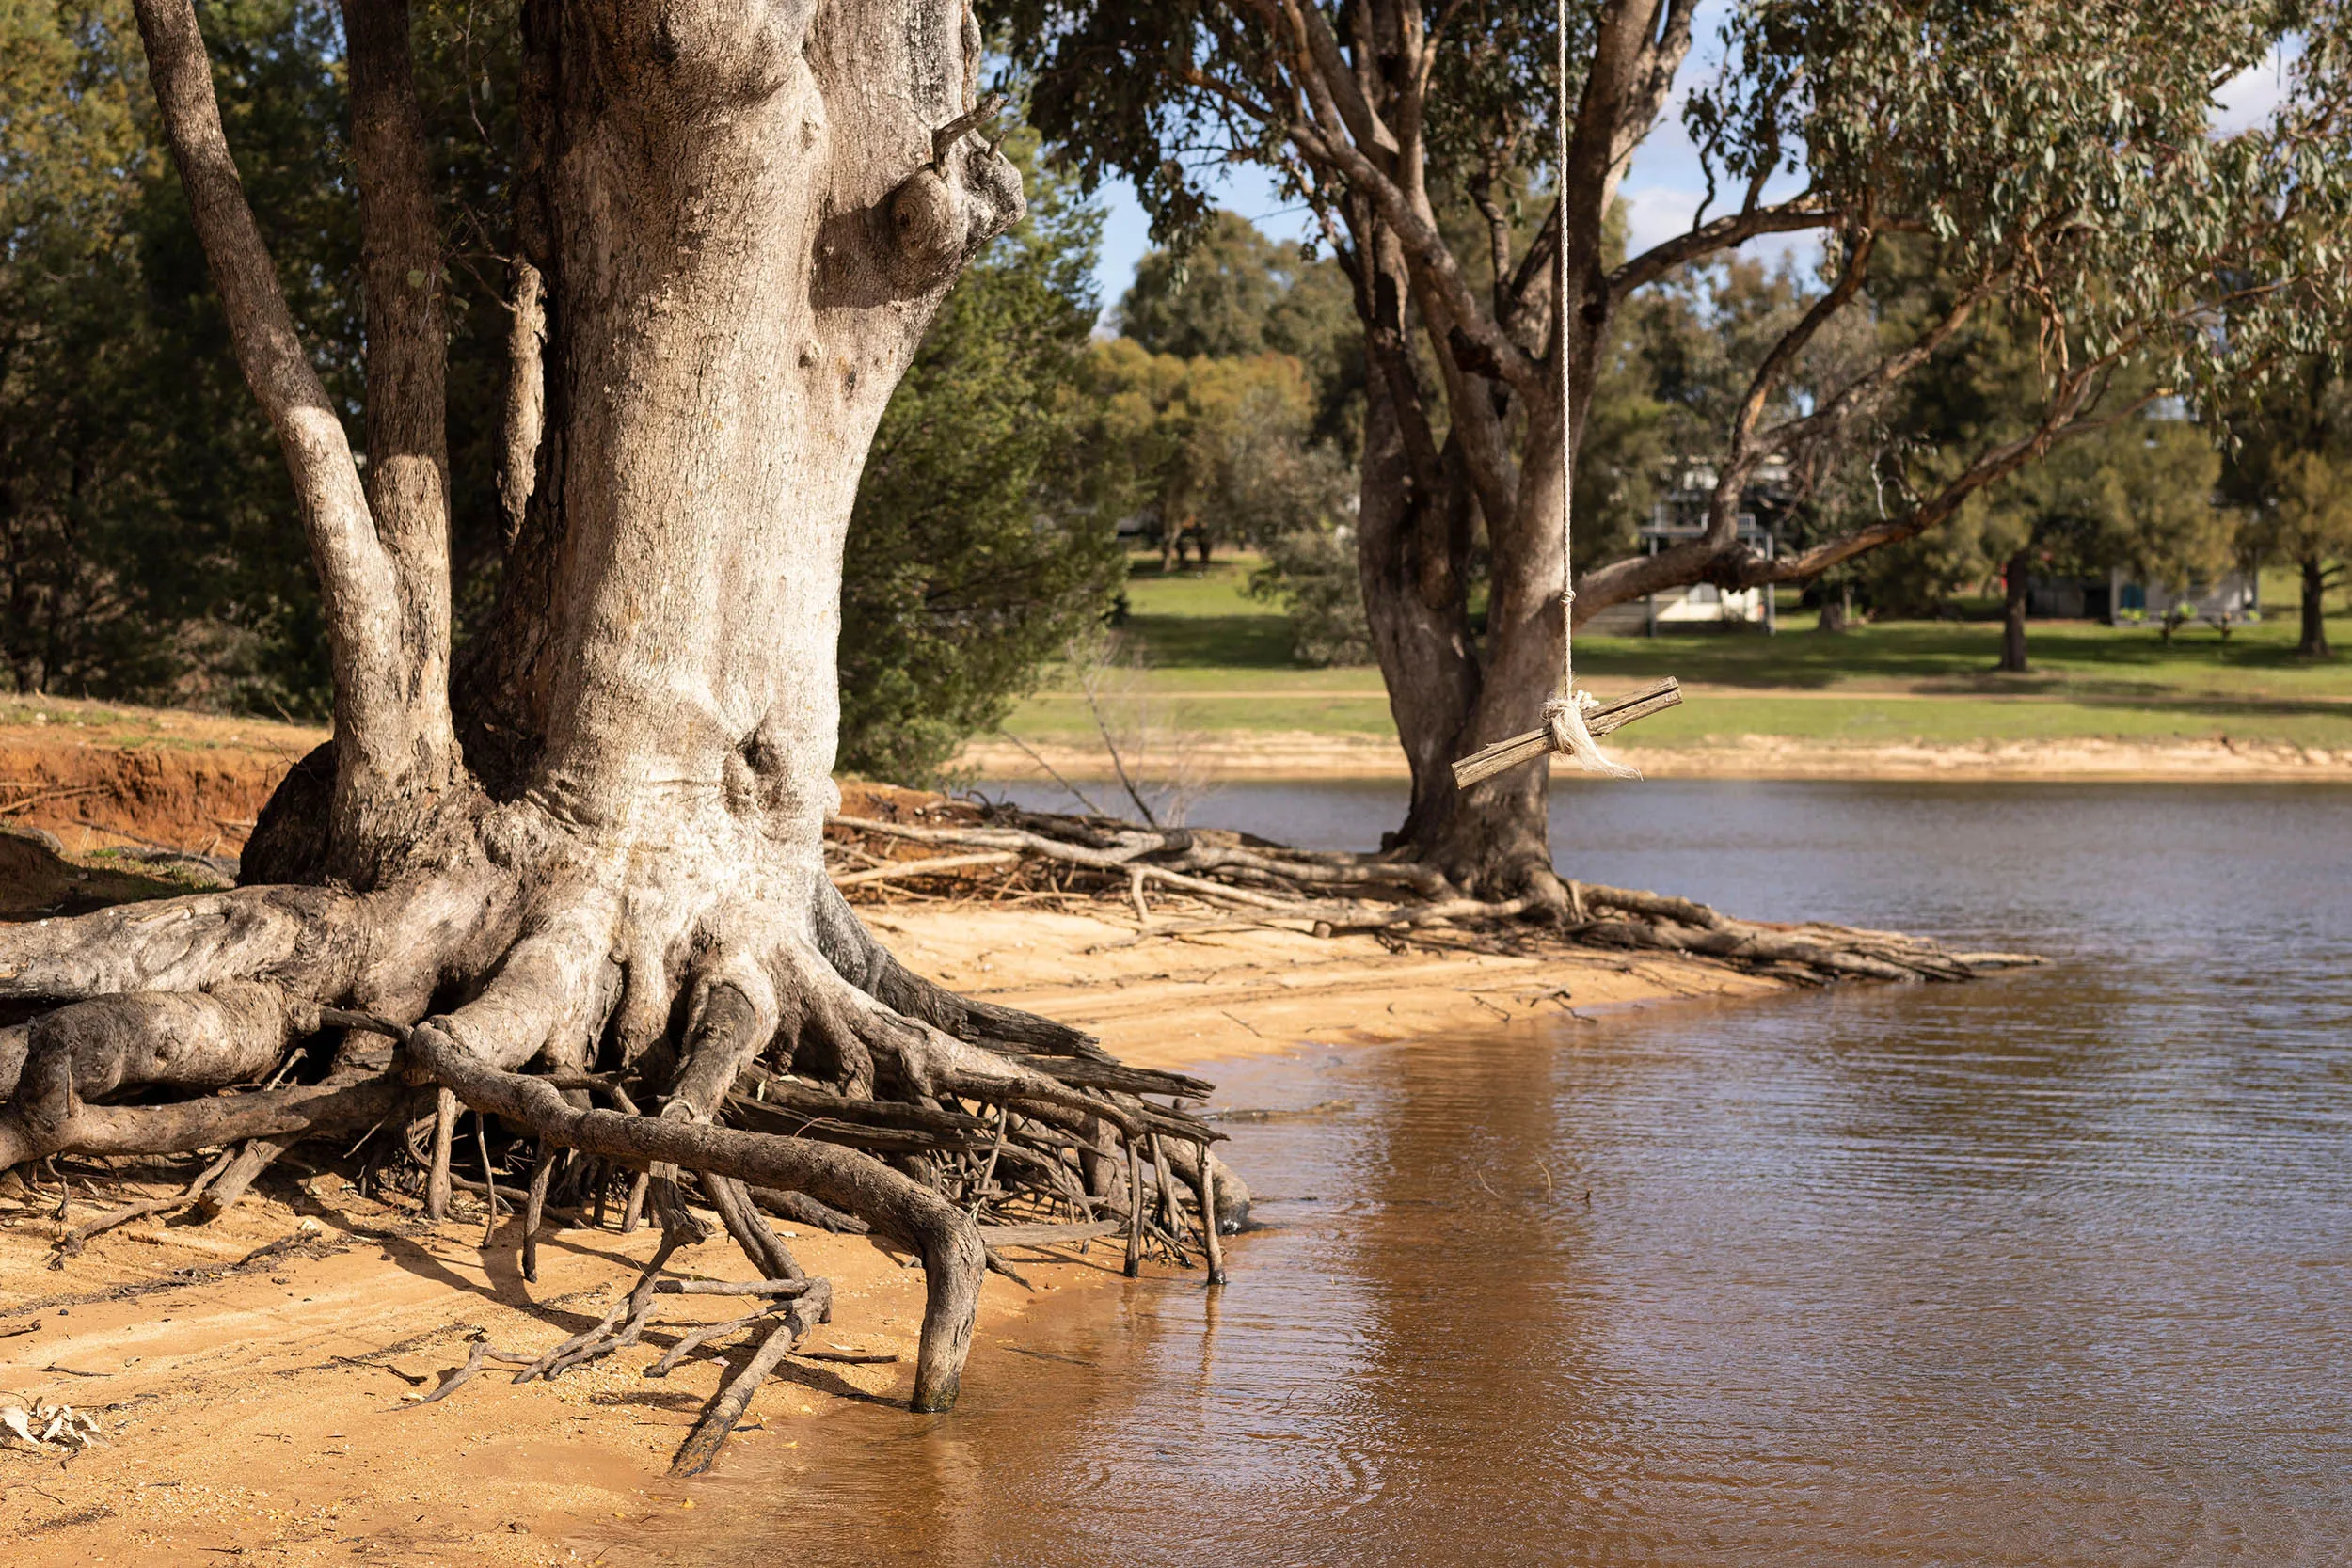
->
[1451,0,1683,791]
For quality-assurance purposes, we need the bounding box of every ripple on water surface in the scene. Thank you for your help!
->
[637,784,2352,1566]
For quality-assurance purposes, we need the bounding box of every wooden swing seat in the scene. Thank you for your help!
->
[1450,676,1684,788]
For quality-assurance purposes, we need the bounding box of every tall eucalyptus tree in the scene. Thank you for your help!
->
[997,0,2352,900]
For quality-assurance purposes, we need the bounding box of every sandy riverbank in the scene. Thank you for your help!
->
[4,693,2347,883]
[0,883,1772,1563]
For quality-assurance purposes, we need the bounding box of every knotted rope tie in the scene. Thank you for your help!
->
[1541,689,1643,782]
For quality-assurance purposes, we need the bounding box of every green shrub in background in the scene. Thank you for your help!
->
[1251,528,1371,668]
[834,134,1127,784]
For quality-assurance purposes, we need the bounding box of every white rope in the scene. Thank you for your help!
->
[1555,0,1575,698]
[1538,0,1639,782]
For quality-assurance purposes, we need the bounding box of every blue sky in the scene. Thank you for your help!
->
[1082,16,2296,319]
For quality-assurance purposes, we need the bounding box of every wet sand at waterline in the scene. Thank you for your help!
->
[0,901,1764,1565]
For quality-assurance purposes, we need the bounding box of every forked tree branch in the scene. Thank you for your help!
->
[1609,199,1833,299]
[1751,274,2003,460]
[342,0,458,773]
[1702,222,1879,544]
[1572,372,2150,618]
[1292,0,1397,158]
[128,0,418,797]
[1265,0,1539,396]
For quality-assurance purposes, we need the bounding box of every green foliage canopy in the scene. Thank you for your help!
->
[1116,209,1361,448]
[835,139,1126,783]
[991,0,2352,617]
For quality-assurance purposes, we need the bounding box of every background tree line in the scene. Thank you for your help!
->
[5,0,2346,797]
[1130,207,2352,671]
[0,0,1134,779]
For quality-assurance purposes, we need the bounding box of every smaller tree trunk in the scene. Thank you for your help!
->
[1817,585,1851,634]
[1998,546,2031,673]
[2300,555,2332,658]
[1354,358,1480,862]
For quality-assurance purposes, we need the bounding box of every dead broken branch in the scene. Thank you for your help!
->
[825,800,2038,987]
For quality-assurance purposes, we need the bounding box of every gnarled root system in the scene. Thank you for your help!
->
[0,795,1239,1473]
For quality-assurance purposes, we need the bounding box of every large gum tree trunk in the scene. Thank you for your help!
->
[1353,311,1479,859]
[467,0,1018,854]
[0,0,1243,1425]
[1420,403,1573,902]
[1357,361,1577,904]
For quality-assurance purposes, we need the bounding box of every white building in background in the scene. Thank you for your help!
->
[2026,568,2260,625]
[1582,460,1785,636]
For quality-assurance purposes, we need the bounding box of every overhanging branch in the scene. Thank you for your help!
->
[1572,377,2154,621]
[1609,199,1833,299]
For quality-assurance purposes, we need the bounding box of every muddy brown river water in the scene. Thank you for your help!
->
[624,783,2352,1564]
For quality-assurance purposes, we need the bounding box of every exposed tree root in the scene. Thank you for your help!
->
[26,0,1195,1484]
[825,800,2042,986]
[1,782,2026,1477]
[0,802,1243,1471]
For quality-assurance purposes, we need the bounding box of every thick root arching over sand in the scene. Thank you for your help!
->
[0,794,1239,1468]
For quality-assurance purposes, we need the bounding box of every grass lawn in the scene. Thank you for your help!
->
[1003,553,2352,750]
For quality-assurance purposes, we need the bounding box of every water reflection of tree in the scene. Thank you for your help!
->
[1325,1030,1629,1552]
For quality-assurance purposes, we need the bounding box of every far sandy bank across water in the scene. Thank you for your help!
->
[959,728,2352,784]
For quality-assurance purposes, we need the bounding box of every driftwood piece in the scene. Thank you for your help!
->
[831,850,1021,888]
[1192,1143,1227,1287]
[977,1219,1123,1249]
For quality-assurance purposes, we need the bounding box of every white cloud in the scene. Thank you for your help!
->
[2213,41,2296,136]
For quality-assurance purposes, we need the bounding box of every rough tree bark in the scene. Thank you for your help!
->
[0,0,1229,1422]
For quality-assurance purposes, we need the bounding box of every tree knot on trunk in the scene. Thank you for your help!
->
[883,134,1024,289]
